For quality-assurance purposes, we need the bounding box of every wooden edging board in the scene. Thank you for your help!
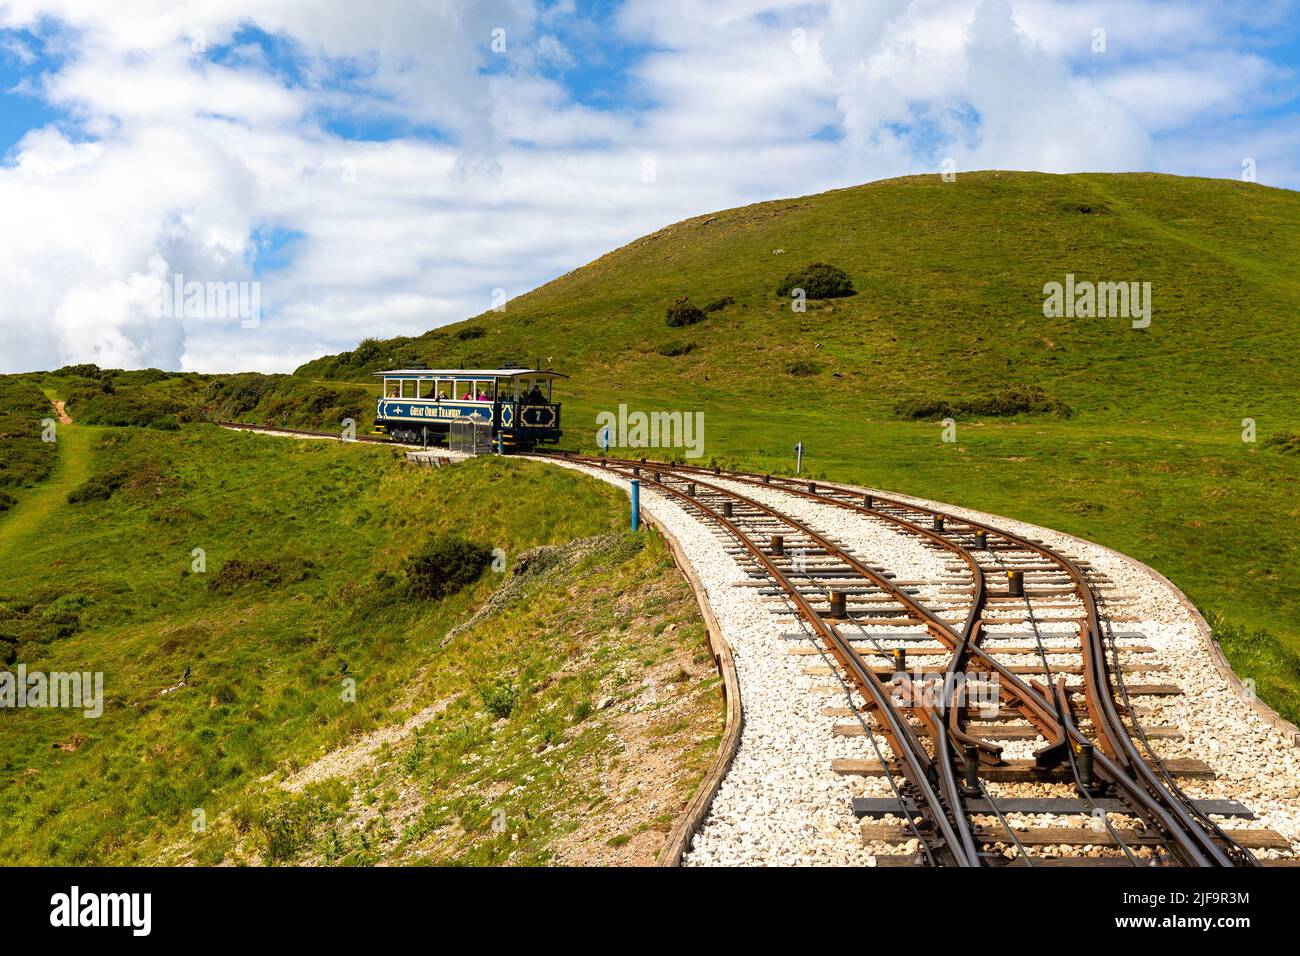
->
[642,511,744,867]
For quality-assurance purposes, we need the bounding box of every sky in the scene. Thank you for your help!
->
[0,0,1297,375]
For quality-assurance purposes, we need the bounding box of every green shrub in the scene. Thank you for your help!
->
[703,296,734,313]
[65,381,178,428]
[664,297,706,328]
[775,262,854,299]
[456,327,486,341]
[406,535,493,599]
[193,373,370,430]
[895,385,1071,420]
[656,340,696,357]
[480,680,518,719]
[252,794,342,863]
[0,378,58,491]
[67,480,113,504]
[786,359,819,377]
[54,363,108,380]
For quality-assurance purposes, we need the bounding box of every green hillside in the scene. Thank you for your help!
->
[297,171,1300,719]
[0,421,719,864]
[297,171,1299,427]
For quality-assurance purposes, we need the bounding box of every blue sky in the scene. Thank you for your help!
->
[1,0,1297,374]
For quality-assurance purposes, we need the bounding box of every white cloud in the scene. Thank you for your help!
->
[0,0,1294,373]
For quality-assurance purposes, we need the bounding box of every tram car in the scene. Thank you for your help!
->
[373,367,564,450]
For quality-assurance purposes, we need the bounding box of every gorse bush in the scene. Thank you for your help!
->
[703,296,734,313]
[67,480,114,504]
[480,680,519,719]
[664,297,706,328]
[63,370,196,429]
[895,385,1071,421]
[775,262,854,299]
[250,791,346,863]
[0,377,57,492]
[196,373,369,429]
[406,535,494,599]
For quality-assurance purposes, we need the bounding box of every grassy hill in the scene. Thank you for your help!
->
[297,171,1299,427]
[297,170,1300,719]
[0,419,719,864]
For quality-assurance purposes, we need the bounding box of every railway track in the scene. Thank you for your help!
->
[209,421,1286,866]
[543,453,1269,867]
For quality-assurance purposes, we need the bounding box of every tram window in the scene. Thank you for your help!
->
[457,380,474,400]
[497,379,516,402]
[401,380,417,399]
[418,380,435,398]
[436,380,452,400]
[474,380,493,400]
[385,379,400,398]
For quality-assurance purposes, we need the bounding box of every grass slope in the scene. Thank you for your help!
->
[0,423,93,572]
[0,425,718,864]
[0,377,58,516]
[297,170,1300,718]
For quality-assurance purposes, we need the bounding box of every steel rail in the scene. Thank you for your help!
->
[826,485,1239,867]
[577,460,990,863]
[705,465,1233,865]
[773,558,941,865]
[555,454,1245,867]
[988,544,1145,864]
[738,469,1242,866]
[588,460,978,866]
[779,540,1002,865]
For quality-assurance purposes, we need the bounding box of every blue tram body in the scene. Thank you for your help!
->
[372,367,564,450]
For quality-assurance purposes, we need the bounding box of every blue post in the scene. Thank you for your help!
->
[630,479,640,532]
[497,432,503,455]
